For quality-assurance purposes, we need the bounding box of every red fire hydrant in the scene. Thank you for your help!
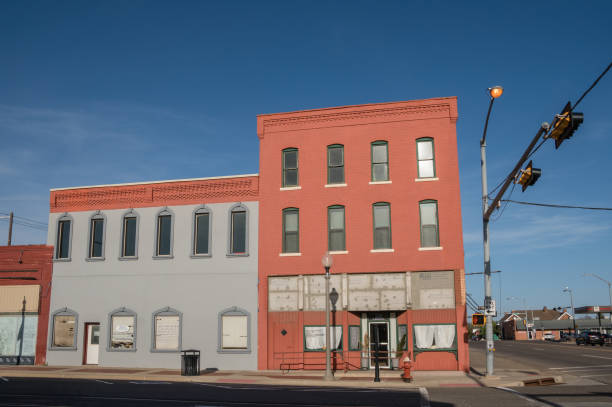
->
[401,355,413,382]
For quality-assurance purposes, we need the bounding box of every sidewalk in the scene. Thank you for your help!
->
[0,365,561,389]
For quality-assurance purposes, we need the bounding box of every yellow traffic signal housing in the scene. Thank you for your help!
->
[549,102,584,149]
[472,313,486,326]
[516,160,541,192]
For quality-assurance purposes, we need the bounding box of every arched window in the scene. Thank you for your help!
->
[151,307,182,352]
[371,141,389,182]
[327,205,346,252]
[107,307,137,351]
[120,209,139,259]
[327,144,345,184]
[282,208,299,253]
[192,205,211,256]
[154,208,174,258]
[419,200,440,247]
[416,138,436,178]
[49,307,78,350]
[228,203,248,256]
[87,211,106,260]
[282,148,299,187]
[372,202,391,249]
[218,306,251,353]
[55,214,73,260]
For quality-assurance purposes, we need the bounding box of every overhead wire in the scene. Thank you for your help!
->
[501,200,612,211]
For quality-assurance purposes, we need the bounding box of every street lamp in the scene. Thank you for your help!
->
[563,287,576,334]
[480,85,503,376]
[321,252,334,381]
[584,273,612,321]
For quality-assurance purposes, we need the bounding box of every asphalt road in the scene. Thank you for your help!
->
[471,339,612,385]
[1,342,612,407]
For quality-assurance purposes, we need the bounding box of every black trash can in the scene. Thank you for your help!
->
[181,349,200,376]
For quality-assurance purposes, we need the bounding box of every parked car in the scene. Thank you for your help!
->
[543,333,555,341]
[576,331,605,346]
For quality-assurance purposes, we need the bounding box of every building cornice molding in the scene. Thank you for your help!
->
[257,98,458,138]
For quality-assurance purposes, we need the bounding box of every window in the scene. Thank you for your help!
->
[304,325,343,351]
[55,215,72,260]
[155,208,173,257]
[419,200,439,247]
[371,141,389,181]
[282,208,299,253]
[372,202,391,249]
[416,138,435,178]
[218,307,251,353]
[229,204,248,255]
[397,324,408,351]
[88,212,105,259]
[193,206,211,256]
[108,307,136,351]
[413,324,456,350]
[50,308,78,350]
[120,210,138,258]
[282,148,298,187]
[328,205,345,251]
[349,325,361,351]
[152,307,182,352]
[327,144,344,184]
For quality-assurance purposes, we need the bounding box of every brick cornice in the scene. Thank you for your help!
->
[50,175,259,213]
[257,98,458,138]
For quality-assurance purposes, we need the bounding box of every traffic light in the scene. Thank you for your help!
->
[549,102,584,149]
[472,313,486,326]
[516,160,541,192]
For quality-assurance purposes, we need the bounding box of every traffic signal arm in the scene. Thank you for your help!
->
[484,123,548,221]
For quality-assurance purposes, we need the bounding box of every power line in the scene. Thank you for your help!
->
[501,199,612,211]
[572,61,612,111]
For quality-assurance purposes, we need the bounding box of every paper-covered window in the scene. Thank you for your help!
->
[413,324,456,350]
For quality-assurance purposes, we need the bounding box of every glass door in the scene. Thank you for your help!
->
[368,321,389,369]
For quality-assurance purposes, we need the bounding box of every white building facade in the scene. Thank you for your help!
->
[46,175,259,370]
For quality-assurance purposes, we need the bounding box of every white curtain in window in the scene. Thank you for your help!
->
[414,325,435,349]
[434,325,455,349]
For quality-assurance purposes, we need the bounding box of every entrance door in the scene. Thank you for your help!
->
[84,323,100,365]
[368,321,389,369]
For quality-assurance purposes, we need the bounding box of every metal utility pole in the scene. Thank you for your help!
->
[563,287,576,333]
[584,273,612,321]
[8,211,13,246]
[321,252,334,381]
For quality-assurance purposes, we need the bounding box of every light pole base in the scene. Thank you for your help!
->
[323,371,335,381]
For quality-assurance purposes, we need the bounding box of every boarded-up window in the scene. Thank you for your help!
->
[222,315,248,349]
[53,315,76,347]
[155,315,180,350]
[411,271,455,310]
[111,315,135,350]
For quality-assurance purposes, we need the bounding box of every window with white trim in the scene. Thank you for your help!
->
[416,138,436,178]
[155,209,173,257]
[88,212,105,259]
[419,200,439,247]
[371,141,389,181]
[282,148,299,187]
[373,202,391,249]
[193,207,210,255]
[282,208,299,253]
[327,144,345,184]
[229,205,247,255]
[328,205,345,251]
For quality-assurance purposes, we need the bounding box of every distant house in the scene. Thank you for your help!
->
[500,306,572,340]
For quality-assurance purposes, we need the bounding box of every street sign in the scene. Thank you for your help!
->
[485,299,497,316]
[594,306,600,312]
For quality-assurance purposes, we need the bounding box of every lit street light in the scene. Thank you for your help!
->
[480,85,503,376]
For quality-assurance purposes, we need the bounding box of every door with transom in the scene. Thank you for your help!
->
[368,321,389,369]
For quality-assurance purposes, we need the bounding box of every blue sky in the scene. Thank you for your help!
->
[1,1,611,316]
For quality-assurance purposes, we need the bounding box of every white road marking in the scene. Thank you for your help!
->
[0,376,8,382]
[496,387,548,406]
[549,363,612,370]
[582,355,612,360]
[418,387,430,407]
[95,379,113,384]
[579,373,612,378]
[128,381,171,385]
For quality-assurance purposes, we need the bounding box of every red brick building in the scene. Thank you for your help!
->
[0,245,53,365]
[256,98,468,371]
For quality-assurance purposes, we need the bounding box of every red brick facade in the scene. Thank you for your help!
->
[0,245,53,365]
[257,98,468,371]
